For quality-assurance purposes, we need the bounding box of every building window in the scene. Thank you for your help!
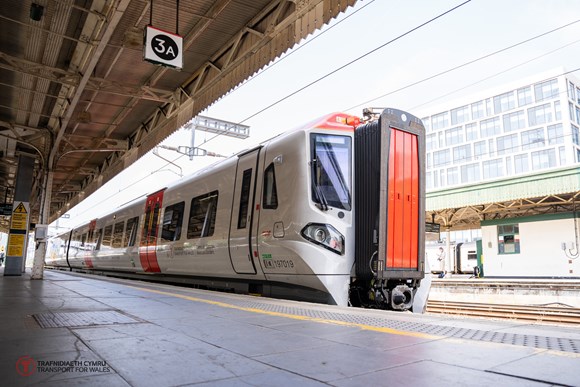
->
[465,122,478,141]
[498,224,520,254]
[451,105,470,125]
[517,86,532,107]
[497,133,519,155]
[432,111,449,130]
[514,154,529,174]
[422,117,431,132]
[576,106,580,124]
[577,87,580,104]
[547,123,564,145]
[503,110,525,132]
[453,144,472,163]
[433,149,450,167]
[460,163,480,183]
[447,167,459,185]
[426,133,437,151]
[445,126,464,146]
[528,103,552,126]
[480,117,501,138]
[570,102,576,124]
[521,128,545,150]
[559,146,566,166]
[471,100,485,119]
[483,159,503,179]
[493,91,516,114]
[572,124,580,145]
[534,78,559,102]
[426,171,433,190]
[531,149,557,170]
[554,101,561,121]
[506,156,512,175]
[474,140,486,160]
[485,98,493,116]
[568,81,576,101]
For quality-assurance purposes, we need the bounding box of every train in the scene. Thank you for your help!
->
[425,241,479,274]
[46,108,427,311]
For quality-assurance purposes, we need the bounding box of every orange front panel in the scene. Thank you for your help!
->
[387,131,396,267]
[386,129,419,269]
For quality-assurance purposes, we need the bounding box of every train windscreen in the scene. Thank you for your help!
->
[310,134,352,210]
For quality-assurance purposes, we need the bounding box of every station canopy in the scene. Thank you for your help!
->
[0,0,356,232]
[427,165,580,231]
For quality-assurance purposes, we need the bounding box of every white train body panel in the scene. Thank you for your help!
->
[48,117,356,305]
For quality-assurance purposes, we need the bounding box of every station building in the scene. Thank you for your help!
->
[421,68,580,277]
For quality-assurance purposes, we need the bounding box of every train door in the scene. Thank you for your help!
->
[228,147,260,274]
[139,189,165,272]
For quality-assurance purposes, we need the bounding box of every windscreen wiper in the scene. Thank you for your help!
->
[311,159,329,211]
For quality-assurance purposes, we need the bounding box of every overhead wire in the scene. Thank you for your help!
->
[346,18,580,112]
[236,0,472,125]
[194,0,473,149]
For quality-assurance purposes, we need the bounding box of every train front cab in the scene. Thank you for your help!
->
[352,108,426,311]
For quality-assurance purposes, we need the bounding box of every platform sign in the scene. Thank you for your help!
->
[144,25,183,69]
[425,222,440,234]
[0,202,12,216]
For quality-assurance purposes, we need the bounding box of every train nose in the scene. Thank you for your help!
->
[391,285,414,310]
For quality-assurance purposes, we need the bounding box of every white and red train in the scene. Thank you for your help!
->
[46,108,426,311]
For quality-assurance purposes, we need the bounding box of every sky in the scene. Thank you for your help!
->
[51,0,580,233]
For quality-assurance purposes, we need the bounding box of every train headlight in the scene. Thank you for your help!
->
[301,223,344,255]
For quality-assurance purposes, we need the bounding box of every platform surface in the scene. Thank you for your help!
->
[1,268,579,386]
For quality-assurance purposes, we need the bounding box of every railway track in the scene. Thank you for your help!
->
[427,300,580,324]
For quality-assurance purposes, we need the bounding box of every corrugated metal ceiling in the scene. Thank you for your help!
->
[0,0,357,231]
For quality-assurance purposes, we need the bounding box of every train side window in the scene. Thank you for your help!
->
[95,229,103,250]
[263,163,278,209]
[102,225,113,247]
[187,191,219,239]
[124,216,139,247]
[112,221,125,248]
[237,169,252,229]
[162,201,185,242]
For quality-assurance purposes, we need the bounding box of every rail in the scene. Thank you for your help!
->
[427,300,580,325]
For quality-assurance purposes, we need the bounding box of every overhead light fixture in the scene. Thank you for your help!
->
[30,3,44,21]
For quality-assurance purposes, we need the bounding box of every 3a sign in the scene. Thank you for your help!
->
[144,25,183,69]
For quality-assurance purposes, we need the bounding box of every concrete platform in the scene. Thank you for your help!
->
[1,268,579,387]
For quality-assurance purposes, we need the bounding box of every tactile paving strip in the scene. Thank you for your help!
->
[207,296,580,354]
[33,311,139,328]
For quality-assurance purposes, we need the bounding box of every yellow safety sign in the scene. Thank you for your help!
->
[13,202,27,213]
[10,202,29,231]
[7,234,25,256]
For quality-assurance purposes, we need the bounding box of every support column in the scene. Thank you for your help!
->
[445,227,452,275]
[4,155,34,276]
[31,169,53,280]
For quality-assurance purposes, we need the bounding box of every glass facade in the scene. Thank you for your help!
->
[423,73,580,190]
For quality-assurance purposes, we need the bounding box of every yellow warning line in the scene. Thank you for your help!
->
[129,285,440,339]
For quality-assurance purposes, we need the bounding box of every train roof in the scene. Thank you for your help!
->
[54,112,360,235]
